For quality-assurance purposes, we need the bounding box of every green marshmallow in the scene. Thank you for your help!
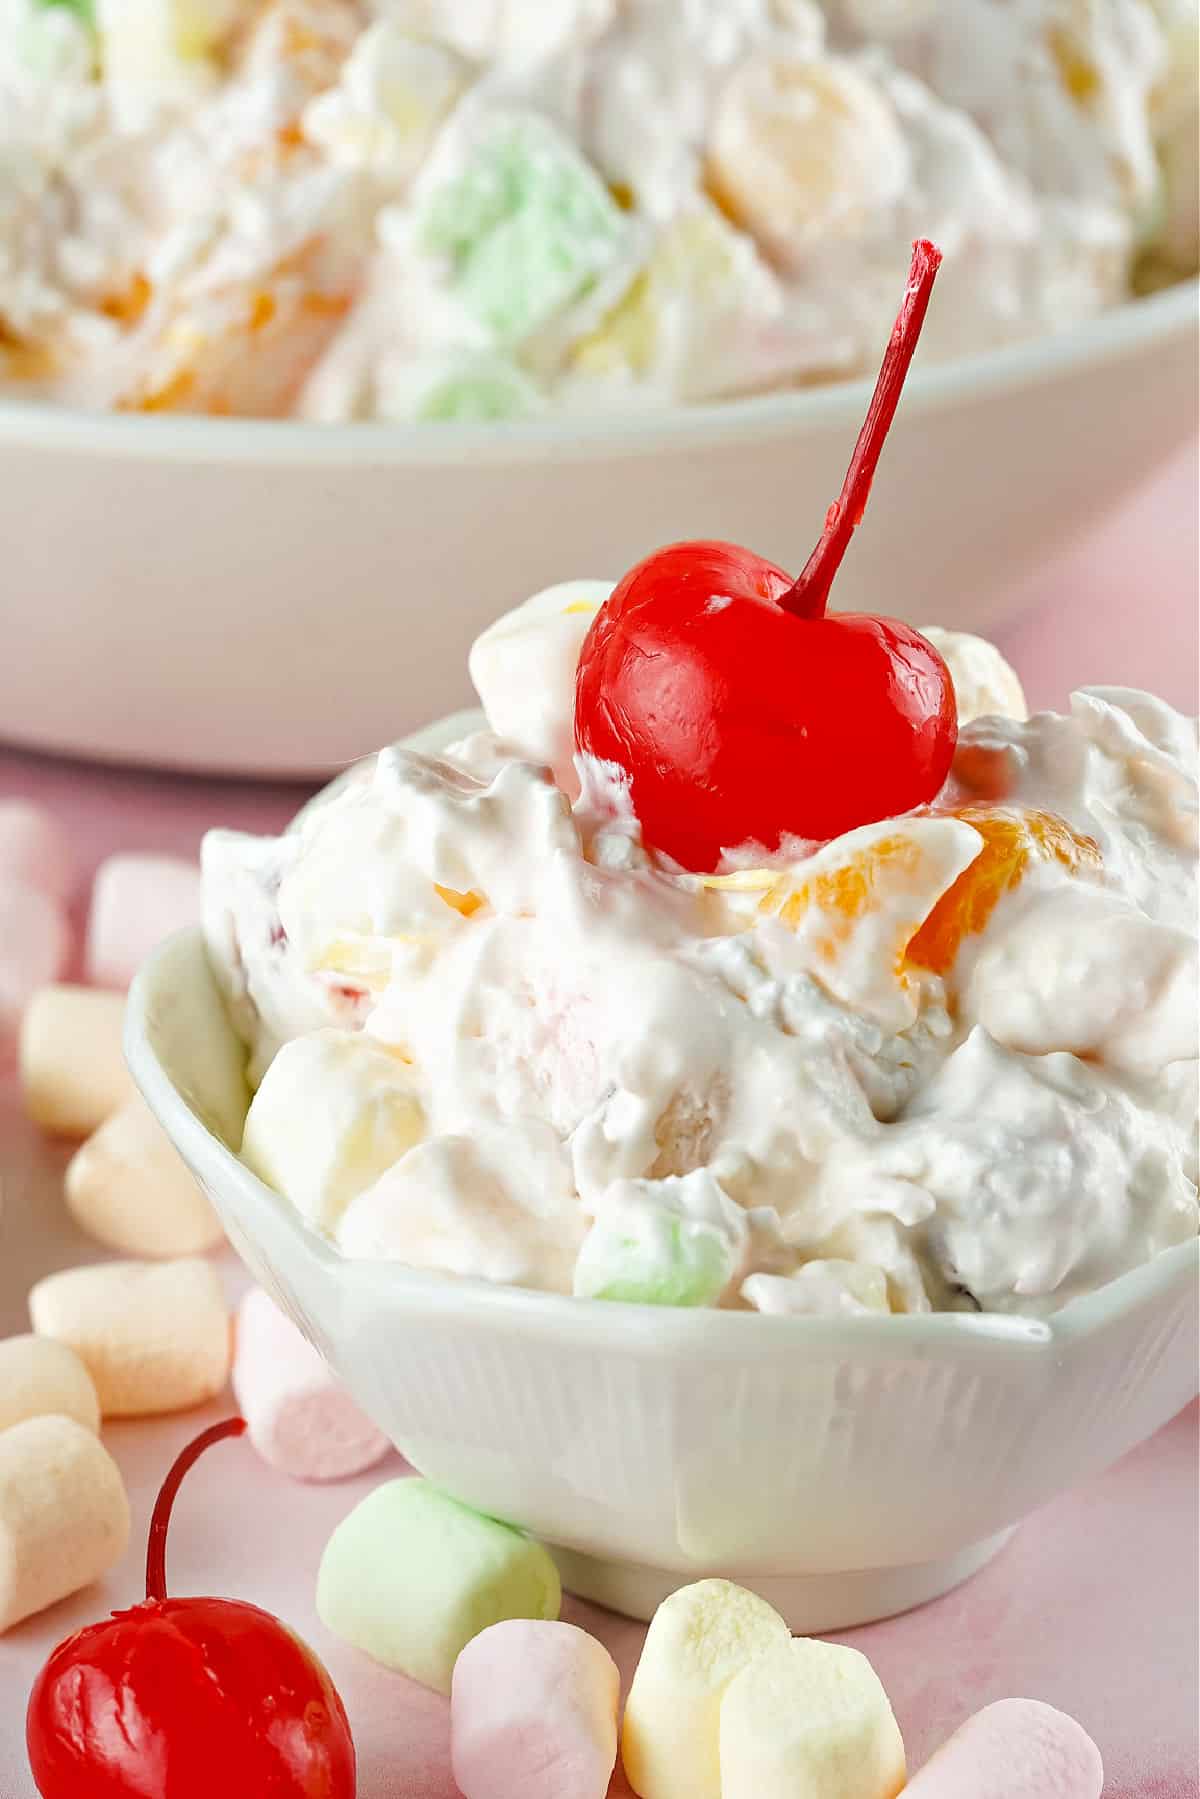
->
[316,1477,561,1694]
[420,113,626,343]
[414,358,542,422]
[574,1177,740,1309]
[33,0,93,22]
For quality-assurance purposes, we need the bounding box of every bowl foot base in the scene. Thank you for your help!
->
[550,1526,1017,1631]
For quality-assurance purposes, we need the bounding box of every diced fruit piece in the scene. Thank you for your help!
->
[706,53,908,264]
[907,806,1103,974]
[569,201,782,397]
[757,815,984,1028]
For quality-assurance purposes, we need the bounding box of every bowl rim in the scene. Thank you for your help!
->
[126,928,1200,1362]
[2,278,1196,468]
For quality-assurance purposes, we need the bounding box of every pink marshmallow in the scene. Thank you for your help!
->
[231,1286,390,1482]
[0,882,69,1036]
[0,802,73,903]
[906,1699,1104,1798]
[451,1620,620,1799]
[86,853,202,988]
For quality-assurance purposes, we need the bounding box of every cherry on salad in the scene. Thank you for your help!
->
[26,1417,356,1799]
[574,238,957,872]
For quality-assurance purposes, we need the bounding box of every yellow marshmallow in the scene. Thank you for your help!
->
[20,986,134,1138]
[621,1579,791,1799]
[29,1258,231,1419]
[241,1028,425,1233]
[719,1636,906,1799]
[0,1335,100,1436]
[0,1416,130,1633]
[65,1094,224,1258]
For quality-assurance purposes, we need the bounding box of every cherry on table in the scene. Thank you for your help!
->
[27,1416,356,1799]
[574,239,958,873]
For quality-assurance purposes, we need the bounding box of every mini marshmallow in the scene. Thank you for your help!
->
[0,801,73,902]
[621,1579,792,1799]
[316,1478,561,1694]
[20,985,134,1136]
[0,1414,130,1633]
[468,581,612,793]
[86,852,203,989]
[0,1334,100,1436]
[719,1636,906,1799]
[451,1619,620,1799]
[232,1286,390,1482]
[29,1257,231,1417]
[904,1698,1103,1798]
[64,1093,224,1258]
[917,626,1028,726]
[0,883,69,1035]
[241,1029,425,1233]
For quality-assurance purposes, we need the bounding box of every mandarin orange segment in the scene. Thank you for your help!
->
[434,884,485,918]
[768,831,927,964]
[907,805,1102,973]
[753,815,983,1029]
[100,272,153,327]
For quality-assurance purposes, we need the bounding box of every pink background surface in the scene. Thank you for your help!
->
[0,443,1197,1796]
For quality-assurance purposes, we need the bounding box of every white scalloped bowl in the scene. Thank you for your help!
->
[127,928,1199,1630]
[2,278,1197,776]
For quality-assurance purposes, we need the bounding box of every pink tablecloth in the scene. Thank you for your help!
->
[0,445,1197,1797]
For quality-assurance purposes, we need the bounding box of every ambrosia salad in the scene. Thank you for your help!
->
[1,0,1197,418]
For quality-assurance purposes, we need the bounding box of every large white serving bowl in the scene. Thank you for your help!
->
[127,928,1200,1631]
[2,279,1197,777]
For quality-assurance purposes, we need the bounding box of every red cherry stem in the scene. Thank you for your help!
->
[780,238,943,621]
[145,1416,247,1602]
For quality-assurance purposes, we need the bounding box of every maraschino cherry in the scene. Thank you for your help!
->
[575,238,957,872]
[27,1417,355,1799]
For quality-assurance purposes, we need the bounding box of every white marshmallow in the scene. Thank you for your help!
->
[0,883,69,1036]
[918,626,1028,725]
[20,985,134,1136]
[64,1094,224,1258]
[467,581,613,795]
[0,802,74,903]
[29,1257,231,1418]
[718,1636,906,1799]
[0,1414,130,1632]
[232,1287,390,1481]
[621,1579,792,1799]
[0,1334,100,1436]
[241,1028,425,1233]
[86,852,203,989]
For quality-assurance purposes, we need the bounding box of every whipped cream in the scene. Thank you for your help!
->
[203,596,1199,1317]
[2,0,1195,416]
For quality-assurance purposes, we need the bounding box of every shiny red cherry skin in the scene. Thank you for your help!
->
[574,240,958,872]
[27,1596,355,1799]
[575,538,956,870]
[27,1418,355,1799]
